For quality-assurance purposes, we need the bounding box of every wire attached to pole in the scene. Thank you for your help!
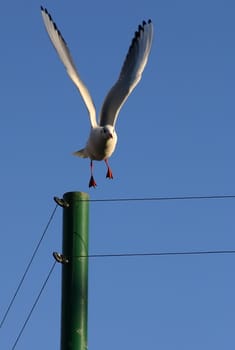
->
[0,204,58,329]
[11,261,57,350]
[88,194,235,203]
[73,249,235,259]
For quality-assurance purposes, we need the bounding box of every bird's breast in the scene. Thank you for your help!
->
[86,130,117,161]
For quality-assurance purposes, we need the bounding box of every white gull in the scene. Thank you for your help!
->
[41,7,153,187]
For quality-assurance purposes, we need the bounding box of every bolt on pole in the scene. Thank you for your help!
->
[60,191,89,350]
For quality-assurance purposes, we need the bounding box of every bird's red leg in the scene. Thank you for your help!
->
[105,159,114,179]
[89,160,97,188]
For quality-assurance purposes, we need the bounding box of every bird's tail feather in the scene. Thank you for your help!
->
[73,148,88,158]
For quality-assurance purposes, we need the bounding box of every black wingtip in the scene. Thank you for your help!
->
[41,6,55,25]
[128,19,152,53]
[135,30,140,38]
[142,19,152,27]
[41,6,50,17]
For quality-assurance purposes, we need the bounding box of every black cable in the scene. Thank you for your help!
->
[11,261,56,350]
[88,194,235,202]
[0,204,58,329]
[74,249,235,259]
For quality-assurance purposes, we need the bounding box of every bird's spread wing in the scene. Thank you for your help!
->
[99,20,153,127]
[41,7,97,128]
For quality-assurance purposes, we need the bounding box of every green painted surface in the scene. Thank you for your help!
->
[61,192,89,350]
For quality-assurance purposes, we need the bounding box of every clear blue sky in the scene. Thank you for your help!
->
[1,0,235,349]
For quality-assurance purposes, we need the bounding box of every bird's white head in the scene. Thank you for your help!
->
[101,125,115,140]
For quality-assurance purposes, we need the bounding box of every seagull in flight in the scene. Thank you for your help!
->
[41,7,153,188]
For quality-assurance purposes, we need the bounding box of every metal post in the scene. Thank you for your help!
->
[61,191,89,350]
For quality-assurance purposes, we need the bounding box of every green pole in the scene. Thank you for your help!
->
[61,191,89,350]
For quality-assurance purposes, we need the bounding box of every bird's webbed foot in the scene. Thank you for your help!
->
[106,167,113,179]
[89,175,97,188]
[105,159,114,179]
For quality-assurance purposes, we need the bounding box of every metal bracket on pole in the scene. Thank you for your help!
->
[53,252,69,264]
[54,196,70,208]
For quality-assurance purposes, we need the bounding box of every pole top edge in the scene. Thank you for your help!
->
[63,191,90,201]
